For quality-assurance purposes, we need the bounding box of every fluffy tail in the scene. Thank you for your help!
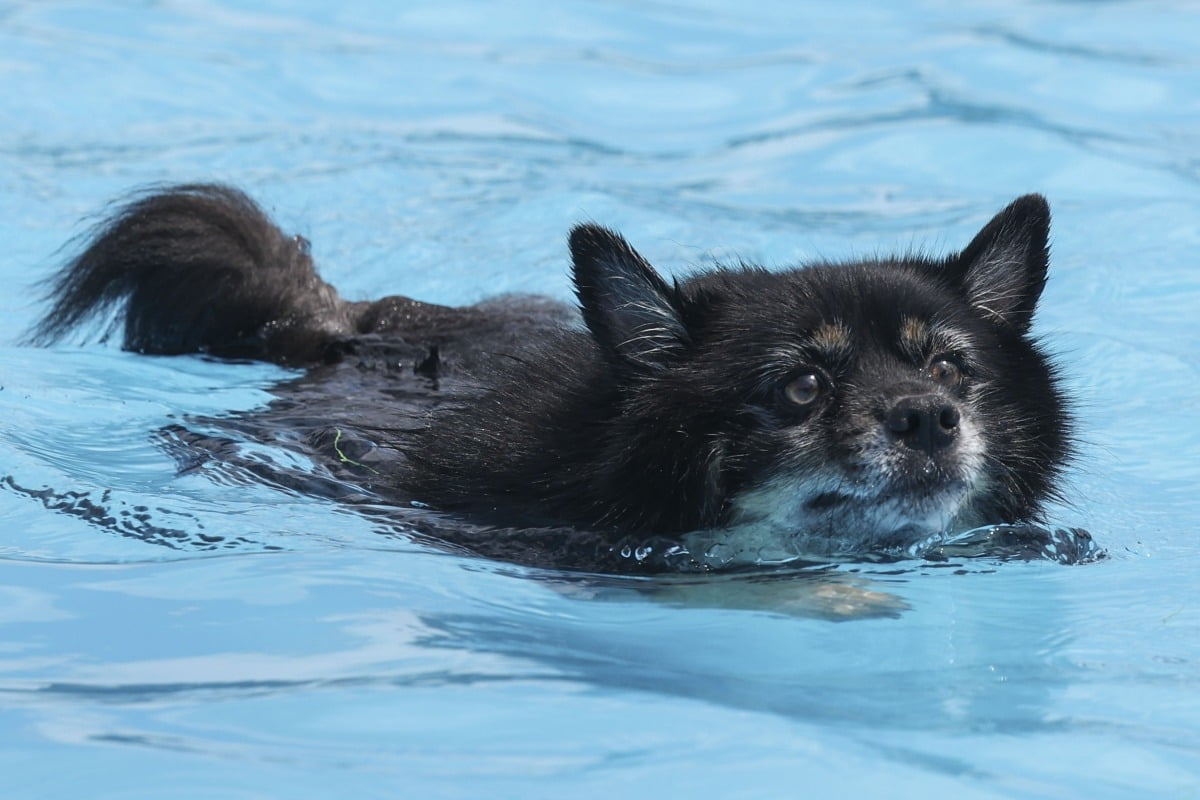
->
[27,184,354,365]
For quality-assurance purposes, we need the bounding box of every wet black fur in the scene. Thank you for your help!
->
[29,185,1072,564]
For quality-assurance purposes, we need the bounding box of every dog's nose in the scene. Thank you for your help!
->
[886,395,960,453]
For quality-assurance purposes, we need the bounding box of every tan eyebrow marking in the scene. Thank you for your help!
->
[899,316,931,360]
[900,315,975,361]
[900,316,928,346]
[807,321,853,360]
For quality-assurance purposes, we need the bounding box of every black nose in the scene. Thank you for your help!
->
[886,395,960,453]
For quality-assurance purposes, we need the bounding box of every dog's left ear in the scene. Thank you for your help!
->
[569,224,689,369]
[946,194,1050,332]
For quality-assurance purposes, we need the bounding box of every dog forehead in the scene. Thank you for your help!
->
[783,264,954,344]
[751,264,980,375]
[687,262,972,364]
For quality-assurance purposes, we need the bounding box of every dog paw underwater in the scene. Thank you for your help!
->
[26,185,1099,574]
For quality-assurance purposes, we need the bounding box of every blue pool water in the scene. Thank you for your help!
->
[2,1,1200,796]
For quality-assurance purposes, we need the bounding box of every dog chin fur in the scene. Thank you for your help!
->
[688,412,990,565]
[27,185,1073,572]
[690,477,976,565]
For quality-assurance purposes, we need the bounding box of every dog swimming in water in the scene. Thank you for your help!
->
[29,186,1072,572]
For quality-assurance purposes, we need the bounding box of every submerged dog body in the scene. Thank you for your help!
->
[31,186,1070,569]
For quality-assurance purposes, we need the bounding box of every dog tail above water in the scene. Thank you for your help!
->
[27,184,354,365]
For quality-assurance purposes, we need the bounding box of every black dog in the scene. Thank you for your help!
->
[30,185,1071,570]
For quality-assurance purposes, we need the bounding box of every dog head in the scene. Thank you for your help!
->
[570,196,1070,561]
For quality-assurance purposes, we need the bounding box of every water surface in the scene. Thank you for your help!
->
[2,1,1199,797]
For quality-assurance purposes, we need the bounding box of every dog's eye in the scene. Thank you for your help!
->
[782,373,823,407]
[928,357,963,388]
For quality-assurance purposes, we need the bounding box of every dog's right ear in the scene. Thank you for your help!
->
[569,224,689,369]
[945,194,1051,333]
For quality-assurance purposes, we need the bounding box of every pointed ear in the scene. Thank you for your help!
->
[946,194,1051,332]
[569,224,688,369]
